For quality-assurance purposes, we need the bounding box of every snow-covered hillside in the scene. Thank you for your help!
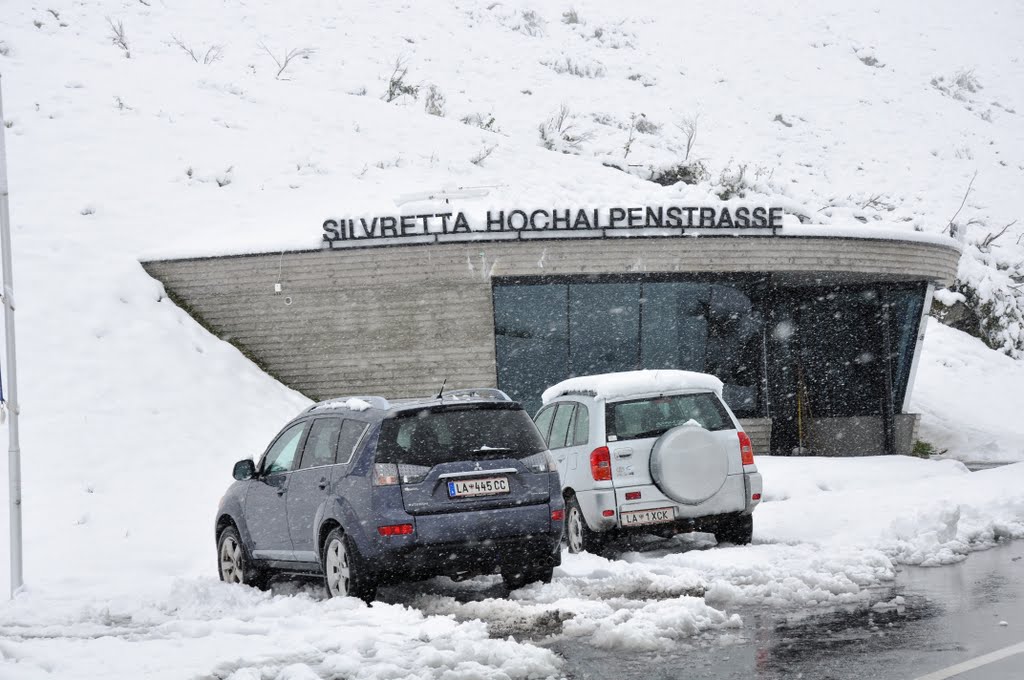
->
[0,0,1023,677]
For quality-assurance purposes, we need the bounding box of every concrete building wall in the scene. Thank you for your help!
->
[143,236,960,432]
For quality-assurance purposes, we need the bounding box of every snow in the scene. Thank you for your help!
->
[933,288,967,307]
[312,397,378,412]
[0,580,562,680]
[912,319,1024,463]
[542,370,724,404]
[0,0,1021,675]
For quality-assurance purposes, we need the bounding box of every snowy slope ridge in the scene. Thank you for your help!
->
[0,0,1023,677]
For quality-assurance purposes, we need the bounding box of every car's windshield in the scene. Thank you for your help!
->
[606,392,732,441]
[375,405,547,467]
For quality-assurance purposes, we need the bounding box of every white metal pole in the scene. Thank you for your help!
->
[0,73,24,597]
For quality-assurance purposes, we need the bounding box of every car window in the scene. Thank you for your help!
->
[336,419,369,464]
[375,405,546,467]
[533,405,556,442]
[606,392,731,441]
[298,418,341,470]
[263,422,307,475]
[548,403,575,449]
[572,404,590,446]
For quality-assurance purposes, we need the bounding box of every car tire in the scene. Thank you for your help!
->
[218,525,271,590]
[323,527,377,602]
[565,495,605,555]
[716,514,753,545]
[501,565,554,590]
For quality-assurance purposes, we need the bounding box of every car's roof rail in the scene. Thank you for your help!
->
[306,396,391,413]
[440,388,513,402]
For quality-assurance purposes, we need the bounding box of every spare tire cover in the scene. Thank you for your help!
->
[650,424,729,504]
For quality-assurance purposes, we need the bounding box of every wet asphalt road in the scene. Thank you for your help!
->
[543,540,1024,680]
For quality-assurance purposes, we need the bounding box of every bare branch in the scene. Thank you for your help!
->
[470,145,497,166]
[258,42,314,79]
[172,35,223,64]
[980,219,1018,249]
[106,17,130,58]
[944,170,977,235]
[676,114,699,161]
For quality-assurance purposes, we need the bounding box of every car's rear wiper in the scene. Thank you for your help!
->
[627,428,668,440]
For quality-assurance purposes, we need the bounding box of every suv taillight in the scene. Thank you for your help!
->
[373,463,400,485]
[739,432,754,466]
[590,446,612,481]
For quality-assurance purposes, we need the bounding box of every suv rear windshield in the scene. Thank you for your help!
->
[606,392,732,441]
[375,405,547,467]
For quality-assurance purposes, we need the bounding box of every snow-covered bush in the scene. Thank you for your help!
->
[422,84,446,116]
[542,55,606,78]
[382,58,418,102]
[538,104,591,153]
[461,112,499,132]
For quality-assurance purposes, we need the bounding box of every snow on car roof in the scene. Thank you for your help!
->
[541,370,724,404]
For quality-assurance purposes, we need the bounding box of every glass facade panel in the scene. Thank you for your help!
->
[493,284,568,410]
[886,286,926,408]
[493,277,927,436]
[569,283,640,377]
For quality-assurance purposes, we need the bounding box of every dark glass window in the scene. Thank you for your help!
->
[494,284,568,411]
[569,283,640,376]
[606,393,732,441]
[572,404,590,446]
[494,277,766,416]
[375,406,546,467]
[640,281,763,415]
[548,403,575,449]
[336,420,369,464]
[298,418,341,469]
[886,286,926,408]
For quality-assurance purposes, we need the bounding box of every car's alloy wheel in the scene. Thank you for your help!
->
[219,534,245,584]
[565,496,604,555]
[322,528,377,602]
[217,525,270,589]
[325,535,352,597]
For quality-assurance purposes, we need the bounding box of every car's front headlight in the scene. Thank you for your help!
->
[520,450,558,473]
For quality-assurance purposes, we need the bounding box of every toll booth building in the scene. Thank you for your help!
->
[144,217,961,456]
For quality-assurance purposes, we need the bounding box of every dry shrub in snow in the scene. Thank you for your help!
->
[461,112,499,133]
[382,58,418,103]
[648,160,710,187]
[423,84,446,117]
[106,17,130,58]
[538,104,591,154]
[562,8,582,24]
[542,56,606,78]
[470,145,497,166]
[258,43,315,80]
[172,36,224,65]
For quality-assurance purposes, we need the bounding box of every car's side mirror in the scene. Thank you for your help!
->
[233,459,256,481]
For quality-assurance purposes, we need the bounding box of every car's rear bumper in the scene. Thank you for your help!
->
[362,499,564,582]
[373,533,562,583]
[576,472,762,532]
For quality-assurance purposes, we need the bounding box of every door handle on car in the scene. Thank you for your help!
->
[276,487,286,497]
[318,478,329,490]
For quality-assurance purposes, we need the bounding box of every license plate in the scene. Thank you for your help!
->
[447,476,510,498]
[620,507,676,527]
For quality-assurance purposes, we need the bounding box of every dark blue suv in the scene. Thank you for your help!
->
[216,389,564,601]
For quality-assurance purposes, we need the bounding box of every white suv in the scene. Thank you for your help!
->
[535,370,762,553]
